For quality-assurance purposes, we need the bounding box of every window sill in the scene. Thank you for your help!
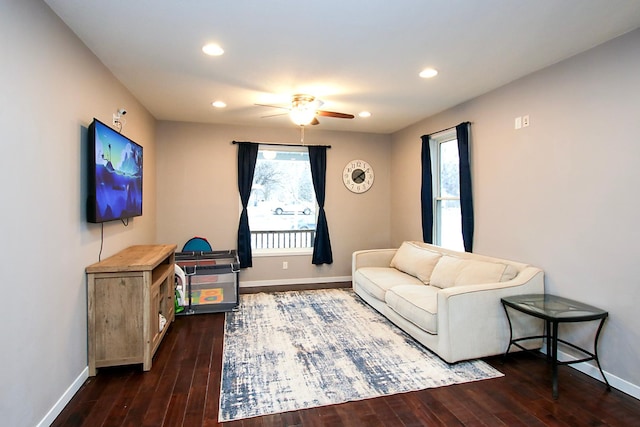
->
[252,248,313,257]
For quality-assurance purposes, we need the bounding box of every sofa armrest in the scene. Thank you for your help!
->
[435,267,545,362]
[438,266,543,297]
[352,249,397,275]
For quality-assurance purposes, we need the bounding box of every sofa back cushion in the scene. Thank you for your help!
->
[430,255,518,288]
[390,241,442,284]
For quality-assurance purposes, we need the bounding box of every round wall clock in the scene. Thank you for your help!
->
[343,159,374,193]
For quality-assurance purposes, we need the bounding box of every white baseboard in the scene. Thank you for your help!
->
[38,367,89,427]
[240,275,352,288]
[540,344,640,400]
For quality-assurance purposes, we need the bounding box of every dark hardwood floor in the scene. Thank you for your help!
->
[53,299,640,426]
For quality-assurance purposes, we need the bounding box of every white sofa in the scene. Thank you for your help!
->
[352,241,544,363]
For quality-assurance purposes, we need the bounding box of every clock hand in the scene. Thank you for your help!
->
[356,170,365,182]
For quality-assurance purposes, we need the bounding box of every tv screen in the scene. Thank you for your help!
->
[87,118,143,223]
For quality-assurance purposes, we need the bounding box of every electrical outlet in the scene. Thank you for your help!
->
[515,116,522,129]
[522,115,530,127]
[282,261,288,270]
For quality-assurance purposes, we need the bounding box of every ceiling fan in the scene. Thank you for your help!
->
[256,94,354,126]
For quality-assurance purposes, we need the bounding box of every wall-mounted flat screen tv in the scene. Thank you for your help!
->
[87,118,143,223]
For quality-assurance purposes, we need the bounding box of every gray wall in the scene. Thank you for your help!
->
[0,1,158,426]
[155,121,392,284]
[391,28,640,393]
[4,2,639,425]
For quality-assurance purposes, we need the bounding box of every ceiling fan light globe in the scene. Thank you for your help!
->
[290,108,316,126]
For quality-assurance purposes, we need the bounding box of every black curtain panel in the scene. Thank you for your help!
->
[308,146,333,265]
[236,141,259,268]
[420,134,434,244]
[456,123,474,252]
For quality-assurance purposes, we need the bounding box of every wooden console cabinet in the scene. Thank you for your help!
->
[86,244,176,376]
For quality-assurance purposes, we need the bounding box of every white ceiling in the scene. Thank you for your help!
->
[44,0,640,134]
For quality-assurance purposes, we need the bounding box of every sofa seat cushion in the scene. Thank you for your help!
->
[385,285,438,334]
[389,241,442,284]
[355,267,424,301]
[430,255,518,289]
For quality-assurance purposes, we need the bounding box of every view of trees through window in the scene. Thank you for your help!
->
[436,139,464,251]
[248,148,317,250]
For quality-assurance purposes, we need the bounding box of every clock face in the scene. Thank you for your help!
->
[343,159,374,193]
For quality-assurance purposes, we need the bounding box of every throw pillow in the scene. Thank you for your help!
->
[430,255,513,288]
[390,241,442,283]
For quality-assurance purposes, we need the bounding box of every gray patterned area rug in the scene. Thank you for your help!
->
[219,288,503,422]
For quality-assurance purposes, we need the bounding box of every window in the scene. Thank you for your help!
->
[247,146,317,253]
[433,131,464,251]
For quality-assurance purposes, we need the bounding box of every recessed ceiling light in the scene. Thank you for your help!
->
[202,43,224,56]
[212,100,227,108]
[419,68,438,78]
[359,111,372,118]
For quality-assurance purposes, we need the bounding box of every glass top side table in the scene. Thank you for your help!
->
[501,294,610,399]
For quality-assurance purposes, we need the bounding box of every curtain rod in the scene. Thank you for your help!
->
[232,141,331,148]
[424,121,471,138]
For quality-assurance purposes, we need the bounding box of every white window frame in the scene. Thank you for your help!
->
[431,129,463,250]
[247,145,317,257]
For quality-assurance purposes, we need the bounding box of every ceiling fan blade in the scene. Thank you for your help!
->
[254,103,290,111]
[311,117,320,126]
[317,110,355,119]
[261,112,289,118]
